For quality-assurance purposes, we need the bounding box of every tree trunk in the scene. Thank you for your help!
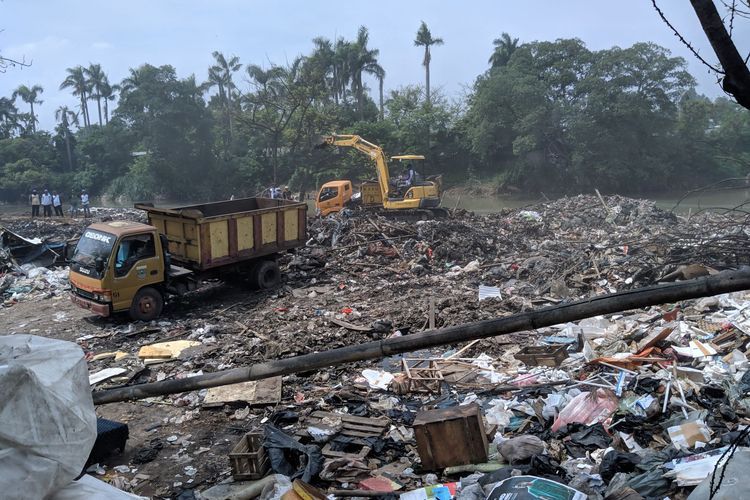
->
[379,76,384,121]
[29,102,35,133]
[273,133,279,186]
[64,129,73,170]
[96,96,103,126]
[80,93,89,127]
[357,72,364,121]
[425,47,431,104]
[104,100,109,124]
[689,0,750,110]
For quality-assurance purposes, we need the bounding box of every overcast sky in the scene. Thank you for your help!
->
[1,0,747,131]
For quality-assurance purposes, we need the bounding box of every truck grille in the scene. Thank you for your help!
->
[74,287,96,300]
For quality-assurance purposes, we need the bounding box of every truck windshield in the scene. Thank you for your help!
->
[319,186,338,202]
[71,229,115,279]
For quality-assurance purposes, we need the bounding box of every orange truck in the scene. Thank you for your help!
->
[69,197,307,320]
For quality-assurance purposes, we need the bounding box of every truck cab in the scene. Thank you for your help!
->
[316,180,354,216]
[69,220,166,320]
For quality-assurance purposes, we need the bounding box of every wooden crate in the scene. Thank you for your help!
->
[514,345,568,367]
[229,431,269,480]
[413,403,488,470]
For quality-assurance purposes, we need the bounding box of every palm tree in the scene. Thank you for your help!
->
[85,63,107,126]
[350,26,382,120]
[372,65,386,120]
[60,66,91,127]
[55,105,78,170]
[120,66,146,94]
[0,97,19,138]
[333,38,353,105]
[100,80,119,124]
[414,21,444,105]
[209,51,242,137]
[489,33,519,68]
[246,64,286,94]
[12,84,43,133]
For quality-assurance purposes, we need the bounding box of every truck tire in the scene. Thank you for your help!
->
[130,287,163,321]
[252,260,281,290]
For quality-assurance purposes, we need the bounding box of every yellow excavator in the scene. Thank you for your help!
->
[315,134,446,217]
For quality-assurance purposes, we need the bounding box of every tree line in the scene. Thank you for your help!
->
[0,23,748,203]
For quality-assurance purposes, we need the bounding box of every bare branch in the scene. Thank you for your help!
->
[0,54,31,73]
[651,0,724,73]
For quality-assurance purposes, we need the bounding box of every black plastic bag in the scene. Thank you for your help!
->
[264,424,323,482]
[564,423,612,458]
[599,450,641,483]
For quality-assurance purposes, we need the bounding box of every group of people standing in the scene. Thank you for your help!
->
[29,189,91,218]
[269,186,293,200]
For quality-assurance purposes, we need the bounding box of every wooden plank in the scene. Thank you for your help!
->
[310,411,389,427]
[330,317,373,332]
[202,376,282,406]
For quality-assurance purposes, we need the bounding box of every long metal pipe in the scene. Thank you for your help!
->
[93,268,750,404]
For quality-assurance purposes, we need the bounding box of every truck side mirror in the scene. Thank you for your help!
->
[95,257,104,273]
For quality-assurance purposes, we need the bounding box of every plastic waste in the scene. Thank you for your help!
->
[0,335,97,500]
[687,448,750,499]
[563,423,613,458]
[361,368,395,390]
[486,475,585,500]
[51,474,148,500]
[499,435,545,464]
[484,399,513,428]
[599,450,641,482]
[551,389,618,432]
[263,424,322,482]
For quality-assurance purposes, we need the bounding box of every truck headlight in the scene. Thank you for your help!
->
[93,291,112,303]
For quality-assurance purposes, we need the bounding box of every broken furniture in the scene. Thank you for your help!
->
[230,431,269,480]
[413,403,488,470]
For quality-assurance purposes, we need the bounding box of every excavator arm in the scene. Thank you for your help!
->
[319,134,392,200]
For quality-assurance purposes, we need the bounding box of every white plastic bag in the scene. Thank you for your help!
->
[0,335,97,500]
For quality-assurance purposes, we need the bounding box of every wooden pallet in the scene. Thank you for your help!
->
[296,411,389,458]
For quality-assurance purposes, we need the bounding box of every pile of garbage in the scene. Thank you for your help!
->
[80,290,750,499]
[7,195,750,498]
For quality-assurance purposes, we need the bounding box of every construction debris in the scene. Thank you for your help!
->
[5,195,750,498]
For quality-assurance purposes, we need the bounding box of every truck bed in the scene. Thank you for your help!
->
[135,198,307,271]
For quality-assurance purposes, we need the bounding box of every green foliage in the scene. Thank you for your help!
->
[462,38,741,193]
[0,33,747,203]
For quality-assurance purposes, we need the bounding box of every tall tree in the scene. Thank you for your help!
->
[373,65,386,120]
[209,51,242,138]
[100,80,119,124]
[60,66,91,127]
[333,38,353,105]
[414,21,443,104]
[489,33,520,68]
[0,97,19,138]
[85,63,107,126]
[350,26,382,120]
[12,84,43,133]
[55,105,78,170]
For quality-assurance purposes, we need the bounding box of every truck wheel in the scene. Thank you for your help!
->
[252,260,281,290]
[130,287,163,321]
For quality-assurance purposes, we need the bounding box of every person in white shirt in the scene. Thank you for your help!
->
[52,191,63,216]
[80,190,91,218]
[41,189,53,217]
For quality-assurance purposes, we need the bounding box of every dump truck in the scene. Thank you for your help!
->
[68,197,307,321]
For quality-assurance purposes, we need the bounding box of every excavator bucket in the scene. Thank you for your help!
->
[314,135,333,149]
